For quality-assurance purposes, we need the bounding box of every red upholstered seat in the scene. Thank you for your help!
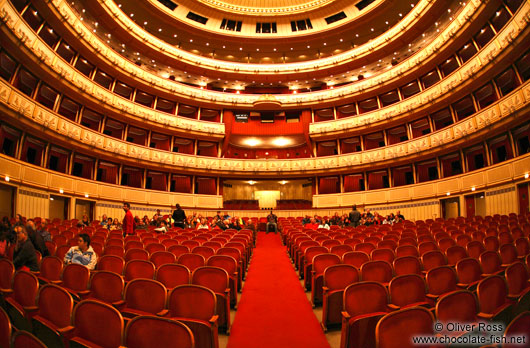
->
[61,264,90,301]
[321,264,359,330]
[31,284,74,347]
[477,275,514,323]
[207,255,239,308]
[12,330,47,348]
[303,246,329,290]
[192,246,216,261]
[360,260,393,286]
[502,312,530,348]
[69,300,124,348]
[375,306,434,348]
[168,285,219,348]
[499,243,518,266]
[311,253,341,306]
[123,315,194,348]
[354,242,376,255]
[393,256,422,276]
[421,250,447,272]
[395,245,419,258]
[119,278,168,318]
[388,274,432,310]
[125,248,150,262]
[480,250,503,276]
[178,253,206,272]
[87,270,124,305]
[192,266,231,333]
[435,290,478,326]
[149,251,176,268]
[466,240,486,259]
[340,281,390,348]
[371,248,395,263]
[124,260,156,282]
[124,240,144,250]
[342,251,370,269]
[155,263,191,291]
[168,245,190,258]
[425,265,457,300]
[97,255,125,274]
[145,243,166,254]
[37,256,63,284]
[0,307,11,348]
[504,262,530,315]
[455,257,482,289]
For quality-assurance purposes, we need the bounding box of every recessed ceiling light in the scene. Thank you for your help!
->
[4,176,9,182]
[272,137,291,147]
[244,138,261,147]
[59,189,64,193]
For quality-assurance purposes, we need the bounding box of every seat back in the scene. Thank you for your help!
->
[313,253,341,276]
[435,290,478,323]
[35,284,73,328]
[177,253,206,271]
[502,312,530,348]
[39,256,63,282]
[62,263,90,292]
[389,274,427,307]
[0,259,14,291]
[395,245,419,258]
[104,245,125,258]
[477,275,508,314]
[191,246,216,260]
[343,281,388,317]
[168,245,190,258]
[484,236,500,251]
[150,251,176,268]
[124,315,194,348]
[499,244,518,265]
[360,260,393,283]
[155,264,191,290]
[504,262,529,297]
[206,255,238,276]
[96,255,125,274]
[124,279,168,314]
[192,266,229,293]
[145,243,166,254]
[125,248,150,262]
[426,266,457,296]
[421,250,447,271]
[304,246,329,265]
[376,307,434,348]
[354,242,376,254]
[12,270,39,307]
[0,307,11,348]
[445,245,468,266]
[371,249,395,263]
[480,250,502,274]
[124,260,156,281]
[323,264,359,291]
[72,300,123,348]
[418,241,438,256]
[89,271,124,304]
[329,244,353,258]
[168,284,216,320]
[455,257,482,285]
[393,256,421,276]
[342,251,370,268]
[11,330,46,348]
[466,241,485,259]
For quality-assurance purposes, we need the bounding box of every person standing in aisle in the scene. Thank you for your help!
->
[122,202,134,237]
[172,204,186,229]
[349,205,361,227]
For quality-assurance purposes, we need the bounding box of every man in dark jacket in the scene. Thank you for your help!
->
[348,205,361,227]
[172,204,186,229]
[13,225,39,271]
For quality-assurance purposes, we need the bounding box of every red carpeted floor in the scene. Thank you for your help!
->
[227,232,331,348]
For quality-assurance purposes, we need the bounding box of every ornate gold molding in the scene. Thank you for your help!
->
[1,76,528,175]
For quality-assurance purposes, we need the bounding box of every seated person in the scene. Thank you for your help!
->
[154,220,168,234]
[81,214,90,227]
[266,210,278,234]
[304,218,319,230]
[100,214,108,227]
[196,218,210,230]
[318,219,330,230]
[13,225,39,272]
[64,233,97,270]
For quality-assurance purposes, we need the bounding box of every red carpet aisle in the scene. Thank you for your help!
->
[227,232,331,348]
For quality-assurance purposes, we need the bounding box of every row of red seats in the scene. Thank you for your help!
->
[1,275,219,348]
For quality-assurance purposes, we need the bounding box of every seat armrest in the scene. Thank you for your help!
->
[23,306,38,313]
[112,300,125,308]
[387,304,400,311]
[341,311,351,320]
[57,326,75,335]
[209,315,219,325]
[322,286,329,294]
[51,280,63,285]
[156,309,169,317]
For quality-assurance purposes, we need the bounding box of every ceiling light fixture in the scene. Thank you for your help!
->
[244,138,262,147]
[272,138,291,147]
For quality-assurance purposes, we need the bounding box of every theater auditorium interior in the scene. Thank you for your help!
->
[0,0,530,347]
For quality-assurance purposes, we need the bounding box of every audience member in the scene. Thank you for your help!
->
[349,205,361,227]
[13,225,39,272]
[64,233,97,270]
[100,215,108,227]
[318,218,330,230]
[305,218,319,230]
[197,218,210,230]
[37,220,51,242]
[266,210,278,234]
[154,220,168,234]
[26,219,49,257]
[81,214,90,227]
[172,204,186,229]
[122,202,134,237]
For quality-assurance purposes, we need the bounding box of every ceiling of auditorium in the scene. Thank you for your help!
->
[75,0,460,90]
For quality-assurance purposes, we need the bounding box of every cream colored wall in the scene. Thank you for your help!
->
[49,196,67,220]
[75,200,93,220]
[485,185,518,217]
[0,184,14,218]
[17,188,49,220]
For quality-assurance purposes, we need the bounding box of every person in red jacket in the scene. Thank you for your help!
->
[122,202,134,237]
